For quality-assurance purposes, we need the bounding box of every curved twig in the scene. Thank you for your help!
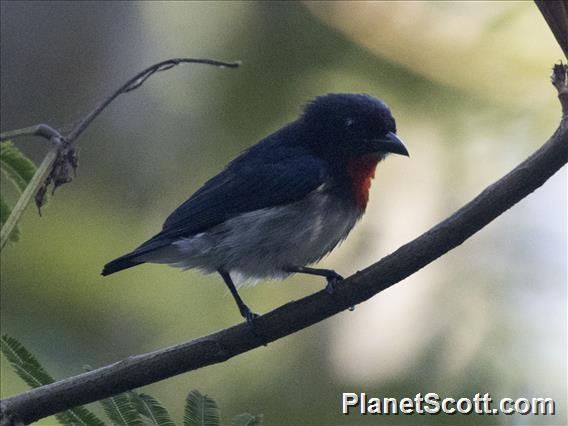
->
[64,58,240,143]
[0,58,240,250]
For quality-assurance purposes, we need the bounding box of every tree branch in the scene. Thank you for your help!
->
[535,0,568,59]
[2,64,567,425]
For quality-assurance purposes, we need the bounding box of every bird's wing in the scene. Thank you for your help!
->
[162,155,327,235]
[102,139,330,276]
[133,153,329,256]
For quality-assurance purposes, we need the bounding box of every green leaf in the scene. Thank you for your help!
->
[0,141,37,192]
[0,197,19,242]
[0,141,37,243]
[0,334,55,388]
[183,390,220,426]
[129,392,176,426]
[231,414,263,426]
[0,334,105,425]
[55,407,107,426]
[100,392,144,425]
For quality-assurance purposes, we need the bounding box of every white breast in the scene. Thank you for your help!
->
[147,186,362,286]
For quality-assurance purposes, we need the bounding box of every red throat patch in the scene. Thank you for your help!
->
[346,154,380,210]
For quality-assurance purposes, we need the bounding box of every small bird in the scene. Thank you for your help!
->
[102,93,408,324]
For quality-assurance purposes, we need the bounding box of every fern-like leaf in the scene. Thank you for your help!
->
[231,414,263,426]
[183,390,220,426]
[55,407,107,426]
[100,392,144,425]
[0,334,55,388]
[0,141,37,243]
[129,392,176,426]
[0,141,36,192]
[0,334,105,425]
[0,198,18,242]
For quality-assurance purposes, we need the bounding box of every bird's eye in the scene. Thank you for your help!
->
[345,118,355,129]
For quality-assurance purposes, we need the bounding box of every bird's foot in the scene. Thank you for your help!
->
[242,307,260,325]
[240,307,268,346]
[325,271,344,294]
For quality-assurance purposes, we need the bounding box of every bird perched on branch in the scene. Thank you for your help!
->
[102,93,409,325]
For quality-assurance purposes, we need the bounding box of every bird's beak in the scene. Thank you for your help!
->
[373,131,409,157]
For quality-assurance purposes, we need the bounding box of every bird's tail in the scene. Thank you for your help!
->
[101,253,144,276]
[101,233,174,276]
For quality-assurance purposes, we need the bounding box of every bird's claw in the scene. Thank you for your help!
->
[325,272,344,294]
[241,308,268,346]
[244,309,260,324]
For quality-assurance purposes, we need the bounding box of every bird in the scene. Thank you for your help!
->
[102,93,409,325]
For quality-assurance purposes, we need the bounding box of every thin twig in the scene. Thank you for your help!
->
[0,124,62,143]
[65,58,240,143]
[0,58,240,251]
[1,64,567,425]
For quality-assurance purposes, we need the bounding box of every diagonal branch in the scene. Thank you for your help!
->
[1,65,567,426]
[535,0,568,59]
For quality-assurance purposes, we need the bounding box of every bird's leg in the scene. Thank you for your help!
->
[218,268,259,325]
[285,265,344,294]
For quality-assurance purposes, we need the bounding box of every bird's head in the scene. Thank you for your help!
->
[299,93,409,162]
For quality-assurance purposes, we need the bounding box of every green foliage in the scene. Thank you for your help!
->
[0,141,36,191]
[53,407,107,426]
[100,393,144,425]
[184,390,221,426]
[129,392,176,426]
[1,334,263,425]
[0,140,37,242]
[0,334,105,425]
[0,336,265,425]
[0,334,55,388]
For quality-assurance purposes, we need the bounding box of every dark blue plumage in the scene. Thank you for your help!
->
[102,125,329,275]
[102,93,408,324]
[162,126,328,235]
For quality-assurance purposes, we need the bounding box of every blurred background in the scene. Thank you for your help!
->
[1,1,566,424]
